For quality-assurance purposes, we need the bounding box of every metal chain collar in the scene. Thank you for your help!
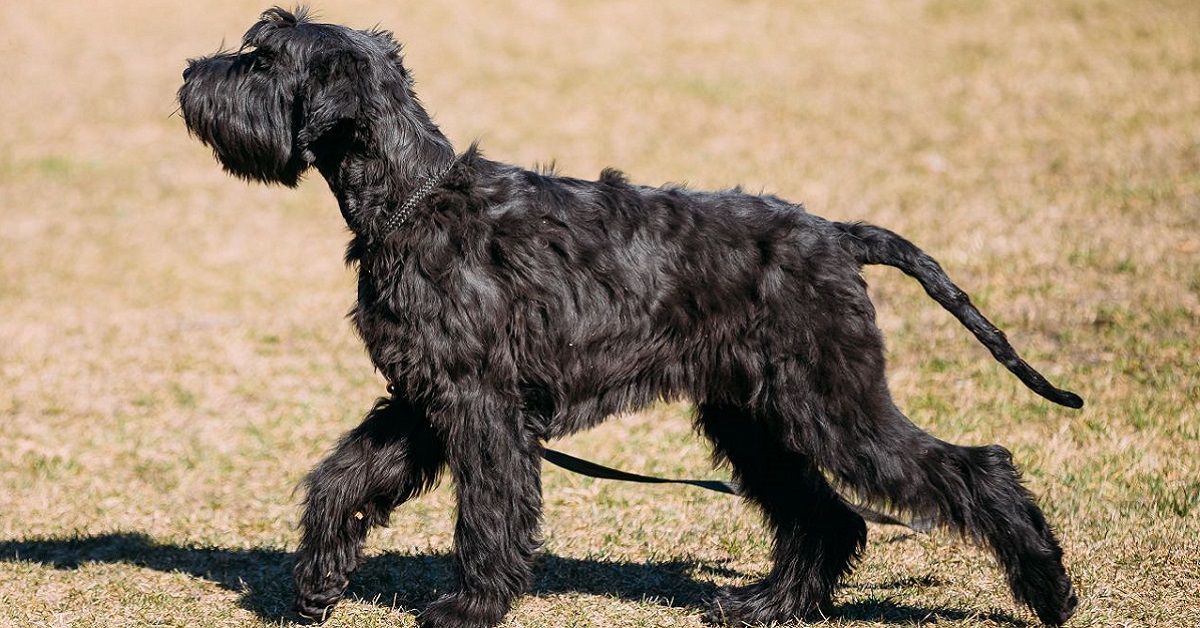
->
[378,158,458,239]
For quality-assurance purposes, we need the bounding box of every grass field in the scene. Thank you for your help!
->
[2,1,1198,626]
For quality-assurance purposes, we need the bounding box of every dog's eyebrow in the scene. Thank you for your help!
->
[242,11,298,50]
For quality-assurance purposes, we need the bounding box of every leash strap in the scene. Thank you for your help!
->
[542,448,739,494]
[541,447,927,531]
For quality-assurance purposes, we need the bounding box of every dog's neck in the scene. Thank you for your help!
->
[318,116,457,244]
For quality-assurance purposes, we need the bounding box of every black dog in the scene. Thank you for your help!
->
[179,8,1082,627]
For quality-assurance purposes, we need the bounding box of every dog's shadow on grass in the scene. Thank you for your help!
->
[0,532,1028,626]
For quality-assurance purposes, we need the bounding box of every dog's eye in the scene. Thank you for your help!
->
[250,51,274,71]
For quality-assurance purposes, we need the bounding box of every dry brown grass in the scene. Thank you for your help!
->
[2,1,1198,626]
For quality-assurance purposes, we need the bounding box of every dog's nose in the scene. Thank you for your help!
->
[182,64,194,81]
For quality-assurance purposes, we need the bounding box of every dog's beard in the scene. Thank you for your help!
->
[179,62,305,186]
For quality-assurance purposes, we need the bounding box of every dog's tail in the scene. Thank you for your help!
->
[835,221,1083,409]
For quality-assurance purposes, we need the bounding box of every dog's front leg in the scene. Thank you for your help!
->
[420,399,544,628]
[293,397,445,622]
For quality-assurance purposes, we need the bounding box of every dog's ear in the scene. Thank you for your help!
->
[297,50,366,161]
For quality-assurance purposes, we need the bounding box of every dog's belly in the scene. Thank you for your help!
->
[517,314,772,439]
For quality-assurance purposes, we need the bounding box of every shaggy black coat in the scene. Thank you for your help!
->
[179,8,1082,628]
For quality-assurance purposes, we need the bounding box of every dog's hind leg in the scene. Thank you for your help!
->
[293,397,445,622]
[698,403,867,626]
[803,375,1077,626]
[419,396,544,628]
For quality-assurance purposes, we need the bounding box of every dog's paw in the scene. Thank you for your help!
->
[419,593,509,628]
[292,579,348,624]
[705,583,829,626]
[1004,545,1077,626]
[1025,576,1078,626]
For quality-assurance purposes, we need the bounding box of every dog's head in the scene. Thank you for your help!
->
[179,7,417,186]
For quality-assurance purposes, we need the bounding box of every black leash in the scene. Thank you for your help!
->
[541,447,928,531]
[543,448,739,494]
